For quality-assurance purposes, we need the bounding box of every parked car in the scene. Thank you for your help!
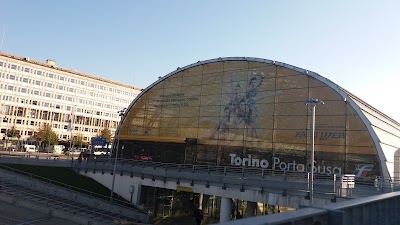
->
[24,145,37,153]
[79,152,94,159]
[64,148,81,155]
[93,149,109,156]
[133,155,152,161]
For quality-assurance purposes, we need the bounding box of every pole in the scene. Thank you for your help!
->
[48,106,52,155]
[68,106,75,160]
[305,98,324,206]
[110,108,126,202]
[310,103,315,205]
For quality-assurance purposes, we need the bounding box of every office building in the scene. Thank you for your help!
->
[0,52,141,148]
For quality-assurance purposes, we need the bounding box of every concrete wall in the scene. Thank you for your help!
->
[80,169,335,209]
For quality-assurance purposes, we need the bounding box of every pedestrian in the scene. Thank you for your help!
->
[193,208,203,225]
[236,211,242,219]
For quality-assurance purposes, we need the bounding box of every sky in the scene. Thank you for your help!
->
[1,1,400,121]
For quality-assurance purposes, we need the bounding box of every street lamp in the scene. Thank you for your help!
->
[305,98,324,206]
[110,108,126,202]
[47,105,53,155]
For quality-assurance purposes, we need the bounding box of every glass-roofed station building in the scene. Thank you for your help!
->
[101,57,400,221]
[117,57,400,182]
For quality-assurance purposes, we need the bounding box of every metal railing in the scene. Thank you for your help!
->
[1,153,398,199]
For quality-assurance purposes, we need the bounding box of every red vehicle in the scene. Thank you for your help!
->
[133,155,152,161]
[79,152,92,160]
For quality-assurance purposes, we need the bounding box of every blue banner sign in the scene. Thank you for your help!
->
[91,137,107,146]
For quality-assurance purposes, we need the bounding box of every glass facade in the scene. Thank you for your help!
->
[119,59,383,178]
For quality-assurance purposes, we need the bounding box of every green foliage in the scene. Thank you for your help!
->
[33,123,59,145]
[98,127,112,143]
[6,125,19,137]
[75,133,86,147]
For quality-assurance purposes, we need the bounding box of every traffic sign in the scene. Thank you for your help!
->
[91,137,107,146]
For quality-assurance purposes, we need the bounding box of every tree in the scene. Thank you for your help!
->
[98,127,112,143]
[6,125,19,137]
[76,133,85,147]
[33,123,58,147]
[49,131,58,146]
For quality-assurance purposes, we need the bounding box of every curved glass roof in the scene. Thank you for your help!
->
[119,57,399,179]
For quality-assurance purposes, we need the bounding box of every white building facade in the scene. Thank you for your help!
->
[0,52,141,147]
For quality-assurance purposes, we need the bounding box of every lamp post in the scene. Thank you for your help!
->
[47,105,54,155]
[110,108,126,202]
[305,98,324,206]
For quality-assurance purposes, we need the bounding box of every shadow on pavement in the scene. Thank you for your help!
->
[152,213,219,225]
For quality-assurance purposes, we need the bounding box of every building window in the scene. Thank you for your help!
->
[36,70,42,75]
[54,113,60,121]
[7,85,14,91]
[35,80,41,85]
[20,88,27,93]
[47,83,52,88]
[33,90,39,95]
[30,109,36,118]
[48,73,53,78]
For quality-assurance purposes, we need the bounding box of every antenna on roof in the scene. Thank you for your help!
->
[1,25,6,52]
